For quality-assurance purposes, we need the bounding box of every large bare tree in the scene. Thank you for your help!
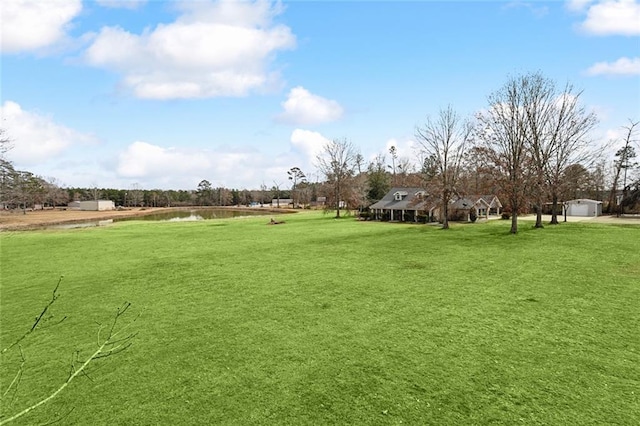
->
[543,85,598,224]
[520,73,556,228]
[416,105,473,229]
[315,139,359,218]
[476,76,531,234]
[520,74,598,226]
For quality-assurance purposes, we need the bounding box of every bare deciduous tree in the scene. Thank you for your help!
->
[520,73,556,228]
[416,105,472,229]
[518,75,599,226]
[44,177,70,208]
[476,76,530,234]
[608,120,639,214]
[316,139,359,218]
[128,183,143,207]
[543,85,598,224]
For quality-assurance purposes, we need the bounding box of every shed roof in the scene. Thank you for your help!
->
[566,198,602,204]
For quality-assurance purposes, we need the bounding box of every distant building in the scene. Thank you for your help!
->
[72,200,115,211]
[565,199,602,217]
[370,187,502,223]
[271,199,293,208]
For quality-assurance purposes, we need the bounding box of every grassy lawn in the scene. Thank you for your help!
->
[1,212,639,425]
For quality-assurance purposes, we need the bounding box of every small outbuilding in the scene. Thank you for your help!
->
[565,199,602,217]
[271,198,293,208]
[78,200,115,211]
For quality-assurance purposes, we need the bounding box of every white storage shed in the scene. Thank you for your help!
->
[565,199,602,217]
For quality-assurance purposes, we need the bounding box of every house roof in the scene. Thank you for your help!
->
[370,187,436,211]
[370,188,502,212]
[450,198,476,210]
[466,194,502,208]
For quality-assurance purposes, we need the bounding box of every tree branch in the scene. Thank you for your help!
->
[1,276,66,356]
[0,302,138,425]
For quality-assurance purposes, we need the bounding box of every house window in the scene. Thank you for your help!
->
[394,191,408,201]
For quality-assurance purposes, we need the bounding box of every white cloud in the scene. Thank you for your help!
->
[290,129,332,164]
[277,86,344,125]
[586,56,640,75]
[385,138,419,164]
[85,0,296,99]
[96,0,147,9]
[1,101,96,165]
[0,0,82,53]
[578,0,640,35]
[382,138,419,174]
[117,141,212,178]
[604,127,628,141]
[115,141,275,189]
[566,0,596,12]
[503,1,549,18]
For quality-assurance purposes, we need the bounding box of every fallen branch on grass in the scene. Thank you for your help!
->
[0,301,138,425]
[1,276,66,356]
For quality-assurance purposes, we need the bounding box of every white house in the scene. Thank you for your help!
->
[565,199,602,217]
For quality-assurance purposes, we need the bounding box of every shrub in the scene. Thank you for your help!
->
[501,212,511,220]
[469,208,477,223]
[450,210,465,222]
[403,212,414,222]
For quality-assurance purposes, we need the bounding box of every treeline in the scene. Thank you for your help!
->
[311,72,639,232]
[1,72,638,223]
[65,186,289,208]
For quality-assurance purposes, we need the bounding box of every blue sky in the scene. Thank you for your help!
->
[1,0,639,190]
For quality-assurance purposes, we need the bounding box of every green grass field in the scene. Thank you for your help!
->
[1,212,639,425]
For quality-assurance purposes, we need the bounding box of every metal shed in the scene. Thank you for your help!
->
[79,200,115,211]
[565,199,602,217]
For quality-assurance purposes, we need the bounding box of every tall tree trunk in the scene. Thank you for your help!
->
[511,211,518,234]
[335,181,340,218]
[608,170,621,214]
[535,203,543,228]
[510,198,518,234]
[549,192,559,225]
[534,174,544,228]
[442,195,449,229]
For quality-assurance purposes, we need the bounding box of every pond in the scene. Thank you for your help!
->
[117,209,270,222]
[48,208,278,230]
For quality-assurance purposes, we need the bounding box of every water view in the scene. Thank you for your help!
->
[48,208,276,230]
